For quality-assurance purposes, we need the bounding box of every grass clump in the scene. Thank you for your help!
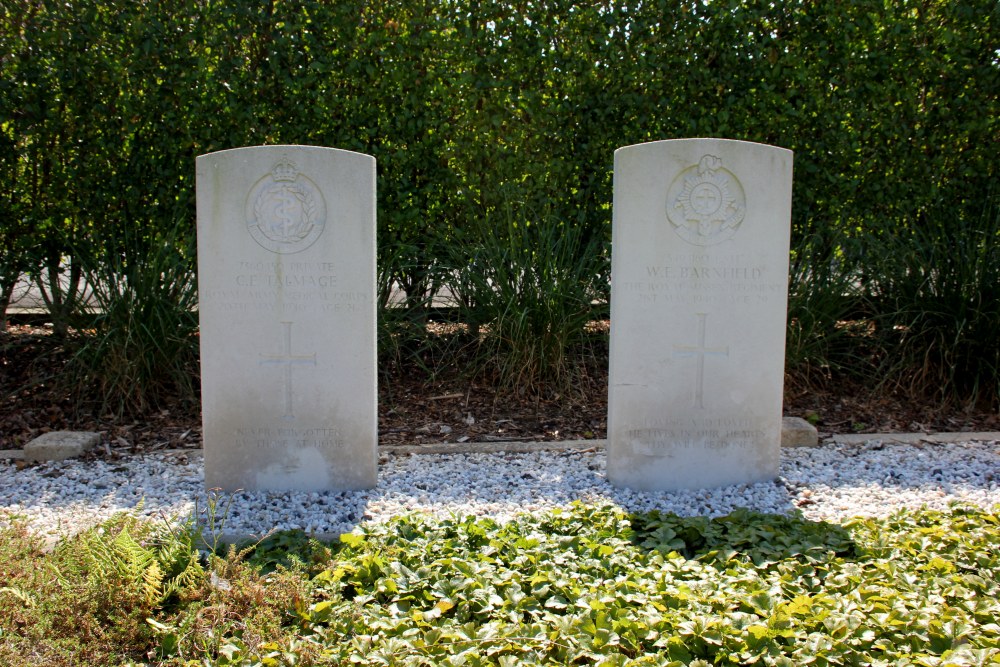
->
[442,195,608,398]
[2,503,1000,665]
[869,194,1000,408]
[67,220,199,420]
[785,239,873,389]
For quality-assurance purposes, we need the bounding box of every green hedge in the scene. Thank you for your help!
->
[2,0,997,403]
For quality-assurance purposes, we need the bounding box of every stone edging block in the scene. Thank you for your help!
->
[781,416,819,448]
[22,431,100,462]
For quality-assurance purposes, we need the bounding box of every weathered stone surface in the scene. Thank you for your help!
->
[781,417,819,448]
[607,139,794,491]
[23,431,99,462]
[196,145,377,492]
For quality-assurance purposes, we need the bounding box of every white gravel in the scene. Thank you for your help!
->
[1,439,998,543]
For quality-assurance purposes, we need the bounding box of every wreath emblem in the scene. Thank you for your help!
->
[245,158,326,254]
[666,155,746,246]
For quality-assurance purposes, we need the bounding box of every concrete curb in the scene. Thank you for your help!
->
[5,432,999,463]
[381,439,602,456]
[380,430,1000,455]
[828,431,1000,445]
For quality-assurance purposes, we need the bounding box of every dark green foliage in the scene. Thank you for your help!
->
[869,194,1000,406]
[2,0,997,405]
[3,504,1000,664]
[785,233,877,387]
[68,218,199,418]
[444,182,609,395]
[305,504,1000,665]
[242,529,333,576]
[631,507,857,567]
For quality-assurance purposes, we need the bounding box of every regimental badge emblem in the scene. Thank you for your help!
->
[665,154,746,246]
[245,157,326,254]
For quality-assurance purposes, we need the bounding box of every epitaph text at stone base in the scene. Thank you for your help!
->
[607,139,793,491]
[197,145,377,492]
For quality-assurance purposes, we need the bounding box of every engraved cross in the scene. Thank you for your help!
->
[259,321,316,419]
[693,184,720,214]
[673,313,729,409]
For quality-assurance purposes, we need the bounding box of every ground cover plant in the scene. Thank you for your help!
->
[1,503,999,665]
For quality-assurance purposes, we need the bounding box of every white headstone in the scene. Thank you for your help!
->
[607,139,793,491]
[196,145,377,492]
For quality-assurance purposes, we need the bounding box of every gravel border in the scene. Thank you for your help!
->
[2,437,998,545]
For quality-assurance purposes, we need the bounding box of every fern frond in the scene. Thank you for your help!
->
[0,586,36,608]
[111,524,155,582]
[143,561,165,607]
